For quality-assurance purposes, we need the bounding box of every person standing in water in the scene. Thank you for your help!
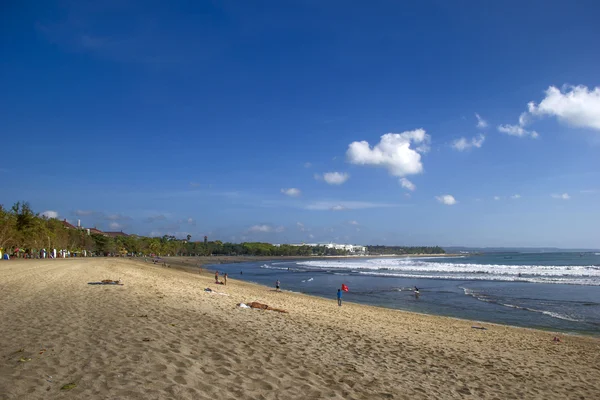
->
[337,288,342,306]
[275,280,280,291]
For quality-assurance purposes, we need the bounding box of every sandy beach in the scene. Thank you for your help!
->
[1,258,599,400]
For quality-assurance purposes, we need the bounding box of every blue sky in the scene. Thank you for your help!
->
[1,0,599,248]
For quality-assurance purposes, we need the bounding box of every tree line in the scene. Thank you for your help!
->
[1,202,445,258]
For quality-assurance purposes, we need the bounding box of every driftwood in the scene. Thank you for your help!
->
[248,302,288,313]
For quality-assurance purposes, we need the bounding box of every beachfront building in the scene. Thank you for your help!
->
[273,242,367,255]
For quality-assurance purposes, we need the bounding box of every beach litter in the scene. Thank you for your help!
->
[237,303,251,309]
[60,382,77,391]
[88,279,123,285]
[471,326,487,330]
[19,357,32,362]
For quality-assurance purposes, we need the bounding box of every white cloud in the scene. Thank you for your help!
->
[510,194,521,199]
[331,205,346,211]
[281,188,301,197]
[436,195,457,205]
[297,222,306,231]
[305,200,399,210]
[451,134,485,151]
[475,113,488,129]
[527,85,600,131]
[580,189,598,194]
[41,210,58,219]
[187,217,196,225]
[304,162,312,168]
[348,220,359,225]
[498,124,539,139]
[399,177,416,191]
[248,224,273,233]
[551,193,570,200]
[275,226,285,233]
[494,196,501,201]
[189,182,201,188]
[317,172,350,185]
[308,234,315,239]
[109,222,122,230]
[346,129,430,180]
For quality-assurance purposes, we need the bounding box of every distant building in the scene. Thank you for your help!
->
[273,242,367,254]
[61,219,77,229]
[87,227,106,236]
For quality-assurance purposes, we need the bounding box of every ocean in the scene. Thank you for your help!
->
[209,252,600,335]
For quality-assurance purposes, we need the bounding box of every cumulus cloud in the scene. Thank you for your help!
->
[498,124,539,139]
[347,130,430,180]
[436,195,457,205]
[510,194,521,199]
[319,172,350,185]
[475,113,488,129]
[451,134,485,151]
[281,188,301,197]
[551,193,570,200]
[527,85,600,131]
[41,210,58,219]
[399,177,416,191]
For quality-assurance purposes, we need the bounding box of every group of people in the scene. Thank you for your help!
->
[214,271,228,285]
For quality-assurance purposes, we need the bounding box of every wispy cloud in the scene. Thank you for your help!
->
[510,194,521,199]
[248,224,284,233]
[451,134,485,151]
[281,188,301,197]
[189,182,201,188]
[475,113,488,129]
[551,193,570,200]
[305,200,401,210]
[399,178,416,191]
[304,162,312,168]
[498,124,539,139]
[580,189,598,194]
[144,214,167,223]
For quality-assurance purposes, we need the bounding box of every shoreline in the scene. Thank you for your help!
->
[2,258,599,399]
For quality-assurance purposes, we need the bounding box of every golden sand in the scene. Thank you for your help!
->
[1,258,599,399]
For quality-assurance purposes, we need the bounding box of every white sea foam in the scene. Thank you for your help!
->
[296,258,600,285]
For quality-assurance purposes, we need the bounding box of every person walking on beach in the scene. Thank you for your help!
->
[224,273,228,285]
[275,280,280,291]
[337,288,342,306]
[215,271,219,283]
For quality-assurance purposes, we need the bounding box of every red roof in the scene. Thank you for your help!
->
[61,219,77,229]
[88,227,105,235]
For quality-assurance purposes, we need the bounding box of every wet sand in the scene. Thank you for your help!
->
[1,258,599,399]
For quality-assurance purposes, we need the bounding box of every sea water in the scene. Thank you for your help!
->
[209,252,600,335]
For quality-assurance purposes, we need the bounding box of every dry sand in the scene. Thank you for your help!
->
[1,258,599,400]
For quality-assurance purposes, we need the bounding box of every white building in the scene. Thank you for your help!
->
[273,242,367,254]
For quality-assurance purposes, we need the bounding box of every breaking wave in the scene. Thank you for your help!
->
[296,258,600,285]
